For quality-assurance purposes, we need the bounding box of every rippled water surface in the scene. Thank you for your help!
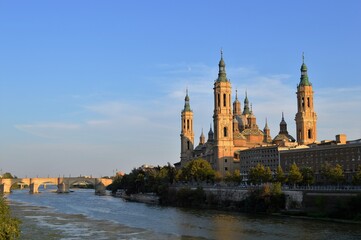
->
[7,186,361,239]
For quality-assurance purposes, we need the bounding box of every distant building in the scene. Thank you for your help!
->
[281,135,361,183]
[176,51,359,180]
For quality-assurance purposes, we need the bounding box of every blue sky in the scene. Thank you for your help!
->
[1,1,360,177]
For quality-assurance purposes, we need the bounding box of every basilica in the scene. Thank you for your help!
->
[179,51,317,175]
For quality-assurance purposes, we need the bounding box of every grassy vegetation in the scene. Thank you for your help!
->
[0,196,21,240]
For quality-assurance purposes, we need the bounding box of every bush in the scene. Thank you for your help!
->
[174,187,206,208]
[0,196,21,240]
[243,184,286,213]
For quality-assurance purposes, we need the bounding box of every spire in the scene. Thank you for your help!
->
[208,123,214,141]
[233,89,241,116]
[264,118,269,130]
[199,128,205,145]
[280,112,288,134]
[299,52,311,86]
[243,90,251,115]
[183,89,192,112]
[216,49,228,82]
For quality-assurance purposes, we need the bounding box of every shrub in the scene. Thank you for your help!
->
[0,196,21,240]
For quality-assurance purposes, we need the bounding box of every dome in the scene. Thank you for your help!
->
[235,115,247,128]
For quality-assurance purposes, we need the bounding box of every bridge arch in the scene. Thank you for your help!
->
[29,178,58,194]
[68,178,95,187]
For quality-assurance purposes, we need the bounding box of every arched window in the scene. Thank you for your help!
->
[308,129,312,139]
[187,141,190,150]
[224,127,228,137]
[223,94,226,107]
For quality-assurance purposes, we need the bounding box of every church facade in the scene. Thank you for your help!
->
[179,51,317,175]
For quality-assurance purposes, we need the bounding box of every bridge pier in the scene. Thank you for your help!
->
[29,182,40,194]
[0,180,12,194]
[95,180,106,195]
[57,182,70,193]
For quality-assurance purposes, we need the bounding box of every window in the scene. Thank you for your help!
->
[307,97,310,107]
[217,94,220,107]
[223,94,226,107]
[308,129,312,139]
[225,159,227,163]
[224,127,228,137]
[187,141,190,150]
[187,119,190,130]
[301,97,305,108]
[225,167,228,171]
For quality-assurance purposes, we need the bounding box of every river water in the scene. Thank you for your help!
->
[6,186,361,240]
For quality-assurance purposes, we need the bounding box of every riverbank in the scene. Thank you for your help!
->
[9,201,67,240]
[115,190,159,204]
[115,186,361,224]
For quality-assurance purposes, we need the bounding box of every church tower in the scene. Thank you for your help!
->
[213,50,234,174]
[295,54,317,145]
[263,118,272,143]
[233,90,241,116]
[180,90,194,166]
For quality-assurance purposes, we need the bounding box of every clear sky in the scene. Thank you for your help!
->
[1,1,360,177]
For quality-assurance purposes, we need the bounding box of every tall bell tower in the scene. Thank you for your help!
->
[213,50,234,174]
[295,54,317,145]
[180,90,194,166]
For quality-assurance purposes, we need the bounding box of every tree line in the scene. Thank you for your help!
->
[110,159,361,195]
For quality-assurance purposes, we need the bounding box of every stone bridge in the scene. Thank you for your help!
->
[0,177,113,195]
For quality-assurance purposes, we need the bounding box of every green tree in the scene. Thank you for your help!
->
[263,167,272,183]
[1,172,14,179]
[214,171,223,183]
[232,169,243,184]
[181,158,215,182]
[352,165,361,185]
[274,165,286,184]
[0,196,21,240]
[248,163,268,185]
[109,174,123,193]
[300,167,314,186]
[288,163,303,188]
[224,171,233,183]
[321,162,333,183]
[330,164,344,185]
[321,163,344,185]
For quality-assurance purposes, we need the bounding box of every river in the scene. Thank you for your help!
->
[6,186,361,240]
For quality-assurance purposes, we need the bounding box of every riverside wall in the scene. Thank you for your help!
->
[201,187,303,208]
